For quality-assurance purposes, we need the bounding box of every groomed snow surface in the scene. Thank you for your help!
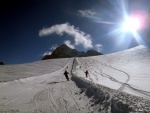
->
[0,45,150,113]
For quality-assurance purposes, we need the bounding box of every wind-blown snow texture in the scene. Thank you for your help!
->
[0,45,150,113]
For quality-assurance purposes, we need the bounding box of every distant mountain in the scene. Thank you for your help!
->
[0,61,4,65]
[86,50,102,56]
[42,44,103,60]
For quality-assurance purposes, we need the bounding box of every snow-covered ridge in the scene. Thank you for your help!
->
[93,45,149,65]
[72,56,150,113]
[76,45,150,99]
[0,58,70,82]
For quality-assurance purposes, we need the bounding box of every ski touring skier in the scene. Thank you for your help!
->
[85,70,89,78]
[64,70,69,81]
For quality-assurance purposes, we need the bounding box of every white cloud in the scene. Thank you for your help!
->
[39,22,93,48]
[42,51,52,56]
[95,44,103,52]
[42,44,58,56]
[78,10,96,17]
[50,44,58,51]
[64,40,75,49]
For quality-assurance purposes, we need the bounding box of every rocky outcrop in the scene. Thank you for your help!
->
[42,44,103,60]
[42,44,79,60]
[86,50,103,56]
[0,61,4,65]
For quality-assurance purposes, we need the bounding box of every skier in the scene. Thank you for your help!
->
[64,70,69,81]
[85,70,89,78]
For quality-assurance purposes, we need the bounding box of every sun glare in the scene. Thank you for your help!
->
[122,17,141,32]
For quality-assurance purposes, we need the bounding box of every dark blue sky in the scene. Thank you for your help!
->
[1,0,150,64]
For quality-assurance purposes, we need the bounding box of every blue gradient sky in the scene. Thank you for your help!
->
[1,0,150,64]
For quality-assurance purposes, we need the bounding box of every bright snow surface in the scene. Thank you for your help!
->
[0,45,150,112]
[0,58,101,113]
[76,45,150,99]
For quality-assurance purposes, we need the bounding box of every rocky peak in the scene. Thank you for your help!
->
[0,61,4,65]
[42,44,103,60]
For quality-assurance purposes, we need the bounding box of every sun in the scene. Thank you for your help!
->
[122,16,141,32]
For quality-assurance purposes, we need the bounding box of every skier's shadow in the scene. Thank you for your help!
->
[47,81,67,84]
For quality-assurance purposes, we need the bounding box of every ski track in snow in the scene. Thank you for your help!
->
[0,58,98,113]
[78,58,130,88]
[0,45,150,112]
[77,57,150,99]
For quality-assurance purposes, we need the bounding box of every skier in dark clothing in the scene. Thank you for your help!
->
[64,70,69,81]
[85,70,89,78]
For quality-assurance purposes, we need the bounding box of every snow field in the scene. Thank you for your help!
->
[0,45,150,113]
[75,45,150,100]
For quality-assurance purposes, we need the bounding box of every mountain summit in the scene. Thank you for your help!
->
[42,44,103,60]
[0,61,4,65]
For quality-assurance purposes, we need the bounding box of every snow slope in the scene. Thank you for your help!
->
[76,45,150,99]
[0,58,106,113]
[0,58,70,82]
[0,45,150,113]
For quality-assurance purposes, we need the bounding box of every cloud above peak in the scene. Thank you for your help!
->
[42,51,52,56]
[95,44,103,52]
[39,22,93,48]
[50,44,58,51]
[64,40,75,49]
[42,44,58,56]
[78,10,96,17]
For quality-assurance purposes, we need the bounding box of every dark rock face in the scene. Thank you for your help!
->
[86,50,103,56]
[0,62,4,65]
[51,44,79,58]
[42,44,103,60]
[42,44,79,60]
